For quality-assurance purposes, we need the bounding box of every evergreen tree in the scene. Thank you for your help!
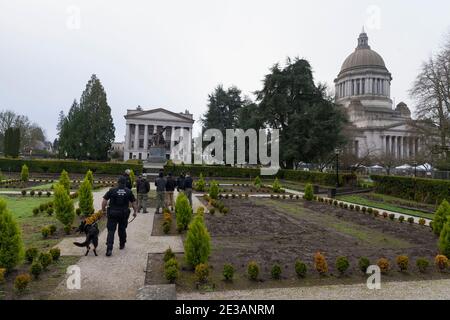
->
[54,183,75,233]
[57,75,115,160]
[20,164,29,182]
[439,217,450,258]
[433,200,450,236]
[184,214,211,267]
[78,177,94,216]
[175,193,192,231]
[85,170,94,187]
[4,127,20,158]
[59,170,71,193]
[0,199,24,271]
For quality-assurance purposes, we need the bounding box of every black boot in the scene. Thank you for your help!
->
[120,243,125,250]
[106,248,112,257]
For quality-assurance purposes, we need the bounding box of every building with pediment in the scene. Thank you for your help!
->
[335,29,423,159]
[123,107,194,161]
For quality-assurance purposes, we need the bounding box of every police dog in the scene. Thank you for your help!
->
[73,220,100,256]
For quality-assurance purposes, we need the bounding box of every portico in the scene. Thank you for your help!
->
[123,107,194,161]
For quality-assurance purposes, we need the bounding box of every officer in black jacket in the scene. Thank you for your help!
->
[102,176,138,257]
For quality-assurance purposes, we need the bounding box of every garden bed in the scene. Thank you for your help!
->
[146,197,448,292]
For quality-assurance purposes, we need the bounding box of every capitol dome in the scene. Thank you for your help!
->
[339,30,388,73]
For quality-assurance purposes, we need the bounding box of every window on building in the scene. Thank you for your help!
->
[129,153,132,159]
[139,139,144,148]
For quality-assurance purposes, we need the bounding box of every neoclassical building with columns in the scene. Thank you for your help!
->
[335,29,423,160]
[123,107,194,161]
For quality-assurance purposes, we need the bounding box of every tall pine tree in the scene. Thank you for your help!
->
[57,75,115,160]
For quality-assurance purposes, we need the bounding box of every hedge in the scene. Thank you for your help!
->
[0,158,142,175]
[371,174,450,205]
[164,164,356,187]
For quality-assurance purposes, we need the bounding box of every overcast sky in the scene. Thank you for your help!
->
[1,0,449,142]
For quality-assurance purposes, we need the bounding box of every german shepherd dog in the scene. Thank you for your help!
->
[73,220,100,256]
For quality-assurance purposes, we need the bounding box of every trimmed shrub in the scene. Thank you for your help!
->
[416,258,429,273]
[361,207,367,213]
[25,248,39,264]
[48,225,57,235]
[303,183,314,201]
[314,252,328,275]
[21,190,27,196]
[175,193,192,231]
[30,261,43,279]
[435,254,448,271]
[295,260,307,278]
[433,200,450,236]
[0,199,24,271]
[336,256,350,275]
[377,258,390,274]
[247,261,259,280]
[407,217,414,224]
[41,226,50,238]
[271,264,282,279]
[59,170,71,193]
[195,263,209,283]
[165,265,179,283]
[85,170,94,187]
[49,248,61,261]
[399,216,405,223]
[358,257,370,273]
[78,178,94,216]
[389,213,395,221]
[209,208,215,215]
[32,207,39,216]
[355,205,361,212]
[367,207,373,214]
[223,263,234,281]
[272,178,282,193]
[195,173,206,192]
[419,218,426,226]
[209,180,219,200]
[184,214,211,267]
[371,174,450,205]
[254,176,262,189]
[0,268,5,283]
[38,252,53,270]
[163,247,175,263]
[438,218,450,258]
[54,183,75,233]
[21,164,29,182]
[396,255,409,272]
[14,273,31,292]
[47,207,54,216]
[30,190,35,197]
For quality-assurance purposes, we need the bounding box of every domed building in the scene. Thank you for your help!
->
[334,29,422,159]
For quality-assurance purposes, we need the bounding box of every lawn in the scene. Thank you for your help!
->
[336,193,435,220]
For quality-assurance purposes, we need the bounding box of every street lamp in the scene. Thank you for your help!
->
[335,148,342,189]
[413,161,417,177]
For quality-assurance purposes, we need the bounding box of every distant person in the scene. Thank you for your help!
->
[176,173,185,193]
[136,174,150,213]
[184,172,193,207]
[165,172,176,211]
[102,176,137,257]
[154,172,166,214]
[123,169,133,190]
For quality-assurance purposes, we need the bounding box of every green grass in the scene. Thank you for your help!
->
[336,194,434,220]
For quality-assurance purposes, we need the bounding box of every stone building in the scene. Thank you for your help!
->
[334,29,423,159]
[123,107,194,161]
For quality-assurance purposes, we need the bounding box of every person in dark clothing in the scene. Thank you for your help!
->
[184,172,193,207]
[165,172,176,211]
[154,172,166,214]
[102,176,137,257]
[123,169,133,190]
[176,173,185,192]
[136,174,150,213]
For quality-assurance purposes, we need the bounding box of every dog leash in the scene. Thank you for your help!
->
[128,215,137,224]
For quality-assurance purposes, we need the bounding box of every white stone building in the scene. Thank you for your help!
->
[334,30,423,159]
[123,107,194,161]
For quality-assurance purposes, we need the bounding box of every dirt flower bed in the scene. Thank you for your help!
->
[147,197,448,292]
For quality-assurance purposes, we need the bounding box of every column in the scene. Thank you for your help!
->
[380,135,385,155]
[385,136,390,155]
[144,125,148,157]
[398,136,402,159]
[415,137,419,155]
[134,124,139,151]
[125,124,130,150]
[391,136,396,157]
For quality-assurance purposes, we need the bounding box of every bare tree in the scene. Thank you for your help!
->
[410,33,450,157]
[374,153,401,176]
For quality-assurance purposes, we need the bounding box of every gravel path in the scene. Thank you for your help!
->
[51,186,184,300]
[177,278,450,300]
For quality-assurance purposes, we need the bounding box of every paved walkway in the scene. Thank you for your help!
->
[51,186,184,300]
[177,278,450,300]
